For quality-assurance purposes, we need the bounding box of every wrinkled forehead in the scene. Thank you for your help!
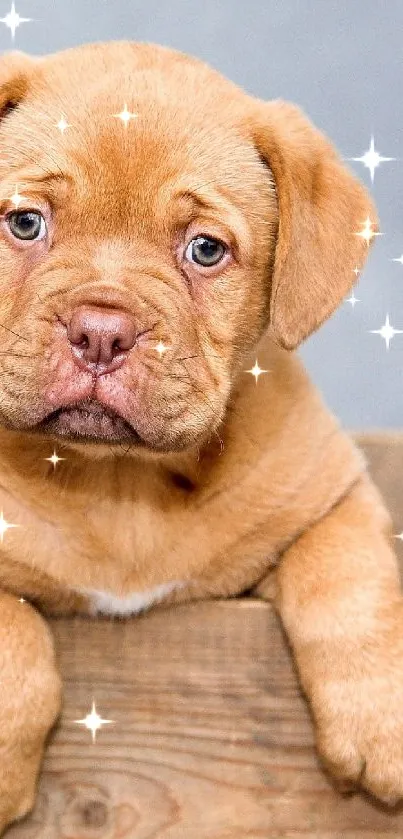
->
[0,49,265,239]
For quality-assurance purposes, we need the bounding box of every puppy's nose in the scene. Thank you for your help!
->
[67,305,137,373]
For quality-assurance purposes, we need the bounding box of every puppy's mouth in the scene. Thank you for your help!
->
[36,399,143,445]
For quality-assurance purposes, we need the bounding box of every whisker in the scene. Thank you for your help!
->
[118,442,133,456]
[173,352,222,363]
[124,374,212,431]
[168,361,218,416]
[212,428,225,454]
[0,323,29,343]
[0,147,65,184]
[184,175,240,193]
[0,351,35,359]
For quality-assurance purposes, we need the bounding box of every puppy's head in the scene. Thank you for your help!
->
[0,41,377,455]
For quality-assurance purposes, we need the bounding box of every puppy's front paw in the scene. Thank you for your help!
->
[0,672,62,836]
[312,630,403,804]
[0,761,39,835]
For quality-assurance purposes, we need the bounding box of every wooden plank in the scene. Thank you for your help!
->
[5,433,403,838]
[8,602,403,839]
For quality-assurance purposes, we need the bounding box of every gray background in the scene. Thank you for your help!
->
[1,0,402,429]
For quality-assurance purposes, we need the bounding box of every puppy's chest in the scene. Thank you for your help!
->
[70,511,184,616]
[70,494,187,594]
[64,496,190,615]
[1,484,192,616]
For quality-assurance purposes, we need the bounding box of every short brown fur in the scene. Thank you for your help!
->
[0,40,400,832]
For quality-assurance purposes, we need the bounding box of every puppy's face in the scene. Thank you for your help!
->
[0,42,376,455]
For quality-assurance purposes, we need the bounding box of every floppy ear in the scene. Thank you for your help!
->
[0,50,39,118]
[247,99,378,350]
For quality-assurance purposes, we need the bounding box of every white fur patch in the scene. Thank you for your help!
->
[77,580,185,617]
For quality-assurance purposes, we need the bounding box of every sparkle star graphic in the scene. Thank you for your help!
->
[45,451,66,469]
[10,185,27,209]
[353,266,361,277]
[154,340,169,357]
[395,532,403,541]
[56,115,70,133]
[245,359,269,384]
[355,217,381,247]
[0,510,19,543]
[74,701,114,744]
[346,291,360,308]
[113,104,138,126]
[391,254,403,266]
[349,136,396,183]
[0,2,31,39]
[370,314,403,349]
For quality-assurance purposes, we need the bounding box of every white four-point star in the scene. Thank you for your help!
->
[395,532,403,542]
[353,266,361,277]
[245,359,269,384]
[74,701,114,744]
[10,185,27,209]
[56,115,70,133]
[391,255,403,266]
[346,291,360,308]
[113,104,138,126]
[154,341,169,358]
[0,2,31,39]
[349,136,396,183]
[0,510,19,543]
[45,451,66,470]
[370,314,403,349]
[356,216,381,247]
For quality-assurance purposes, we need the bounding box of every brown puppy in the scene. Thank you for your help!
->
[0,40,400,831]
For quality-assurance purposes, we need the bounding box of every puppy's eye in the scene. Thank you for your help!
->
[185,236,226,267]
[6,210,47,241]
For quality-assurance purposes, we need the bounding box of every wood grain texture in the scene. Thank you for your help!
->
[6,433,403,839]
